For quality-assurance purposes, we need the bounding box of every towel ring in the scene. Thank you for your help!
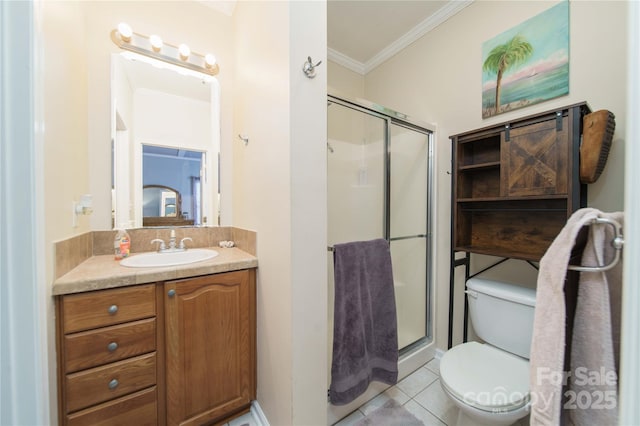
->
[567,217,624,272]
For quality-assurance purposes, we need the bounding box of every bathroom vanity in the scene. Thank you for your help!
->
[53,228,257,426]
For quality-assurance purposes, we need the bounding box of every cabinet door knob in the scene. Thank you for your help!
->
[108,379,119,390]
[167,289,176,297]
[108,305,118,315]
[107,342,118,352]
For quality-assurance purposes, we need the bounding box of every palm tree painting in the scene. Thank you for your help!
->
[482,1,569,118]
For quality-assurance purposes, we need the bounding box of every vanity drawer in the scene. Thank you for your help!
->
[66,386,157,426]
[62,284,156,333]
[64,318,156,373]
[65,353,156,413]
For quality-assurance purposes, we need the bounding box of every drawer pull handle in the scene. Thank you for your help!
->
[108,379,119,390]
[168,289,176,297]
[107,342,118,352]
[108,305,118,315]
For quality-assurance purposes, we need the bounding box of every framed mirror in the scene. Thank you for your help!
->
[111,51,220,229]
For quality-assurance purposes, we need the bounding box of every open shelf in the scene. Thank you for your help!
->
[454,208,567,261]
[453,246,545,262]
[459,161,501,171]
[448,102,591,349]
[456,197,569,210]
[458,134,501,167]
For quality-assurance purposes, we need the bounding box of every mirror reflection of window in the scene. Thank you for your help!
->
[161,191,177,217]
[142,145,203,225]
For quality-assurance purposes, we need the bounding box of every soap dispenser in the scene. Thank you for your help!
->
[114,228,131,260]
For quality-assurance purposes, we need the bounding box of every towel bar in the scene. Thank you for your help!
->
[327,234,427,252]
[567,217,624,272]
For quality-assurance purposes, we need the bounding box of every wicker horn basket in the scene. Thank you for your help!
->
[580,109,616,184]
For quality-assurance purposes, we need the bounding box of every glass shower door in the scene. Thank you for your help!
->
[327,96,433,354]
[327,101,387,369]
[389,122,431,349]
[327,102,386,246]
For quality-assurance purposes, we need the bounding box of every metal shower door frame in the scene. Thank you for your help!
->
[327,94,436,350]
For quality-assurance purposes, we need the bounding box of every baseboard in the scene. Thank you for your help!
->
[250,400,269,426]
[434,348,446,359]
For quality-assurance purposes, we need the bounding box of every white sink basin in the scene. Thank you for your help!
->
[120,248,219,268]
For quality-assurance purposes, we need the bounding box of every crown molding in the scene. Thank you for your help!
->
[329,0,473,76]
[328,48,366,75]
[364,0,473,74]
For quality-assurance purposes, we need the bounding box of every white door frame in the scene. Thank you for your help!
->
[619,1,640,423]
[0,0,50,424]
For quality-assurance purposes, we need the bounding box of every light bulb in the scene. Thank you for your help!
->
[117,22,132,43]
[204,54,217,68]
[178,44,190,61]
[149,34,163,52]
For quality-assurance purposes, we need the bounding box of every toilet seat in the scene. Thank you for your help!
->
[440,341,530,413]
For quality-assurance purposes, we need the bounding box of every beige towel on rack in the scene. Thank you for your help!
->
[529,208,601,426]
[568,211,622,426]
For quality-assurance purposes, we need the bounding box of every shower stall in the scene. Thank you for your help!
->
[327,94,434,412]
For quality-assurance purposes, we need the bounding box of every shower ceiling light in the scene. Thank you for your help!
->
[111,24,219,76]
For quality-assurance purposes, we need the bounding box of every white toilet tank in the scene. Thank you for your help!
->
[466,277,536,359]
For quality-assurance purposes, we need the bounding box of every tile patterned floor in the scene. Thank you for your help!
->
[224,357,530,426]
[334,358,450,426]
[334,357,530,426]
[222,411,257,426]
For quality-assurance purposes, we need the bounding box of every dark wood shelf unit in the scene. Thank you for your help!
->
[448,102,590,349]
[459,161,501,171]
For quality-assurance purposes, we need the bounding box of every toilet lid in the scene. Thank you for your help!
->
[440,342,530,412]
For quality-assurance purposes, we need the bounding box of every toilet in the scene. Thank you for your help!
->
[440,277,536,426]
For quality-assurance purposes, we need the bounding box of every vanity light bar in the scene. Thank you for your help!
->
[111,23,219,76]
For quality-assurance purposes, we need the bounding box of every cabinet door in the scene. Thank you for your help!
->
[164,270,255,426]
[501,116,568,197]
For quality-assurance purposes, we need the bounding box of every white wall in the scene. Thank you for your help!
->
[42,1,90,263]
[232,2,293,424]
[134,90,211,150]
[40,2,90,420]
[290,3,328,423]
[356,0,628,351]
[328,60,365,98]
[233,1,328,424]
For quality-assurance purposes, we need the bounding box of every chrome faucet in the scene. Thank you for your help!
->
[150,238,167,251]
[168,228,177,250]
[179,237,193,249]
[151,229,192,252]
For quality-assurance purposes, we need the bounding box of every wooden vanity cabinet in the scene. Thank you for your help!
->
[56,269,256,426]
[56,284,159,426]
[164,269,256,426]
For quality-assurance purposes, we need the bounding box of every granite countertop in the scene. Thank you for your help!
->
[52,247,258,296]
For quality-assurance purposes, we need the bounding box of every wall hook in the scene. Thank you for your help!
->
[303,56,322,78]
[238,134,249,146]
